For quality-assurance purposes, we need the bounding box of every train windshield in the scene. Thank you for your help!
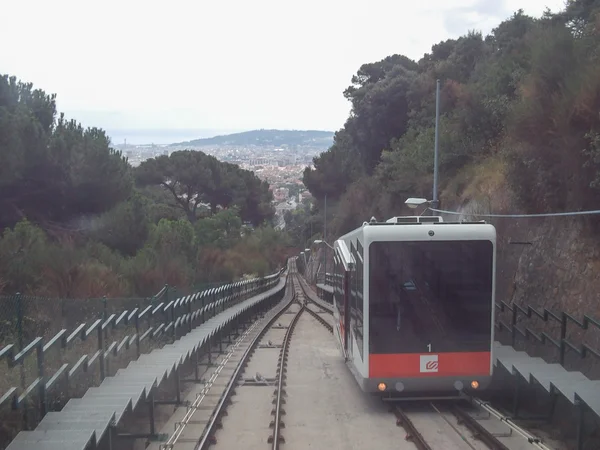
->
[368,240,493,354]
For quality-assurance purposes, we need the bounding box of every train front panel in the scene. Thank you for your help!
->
[362,222,496,395]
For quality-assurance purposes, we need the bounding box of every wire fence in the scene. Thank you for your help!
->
[0,284,171,444]
[0,271,285,447]
[0,286,171,354]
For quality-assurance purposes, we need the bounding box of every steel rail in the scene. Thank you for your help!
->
[296,276,333,333]
[270,277,305,448]
[297,274,333,313]
[303,304,333,333]
[193,275,298,449]
[430,402,477,450]
[159,319,262,449]
[393,405,433,450]
[449,404,511,450]
[471,398,554,450]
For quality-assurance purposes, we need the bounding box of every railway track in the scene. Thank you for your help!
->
[152,265,333,450]
[303,277,556,450]
[150,268,555,450]
[392,400,554,450]
[266,275,334,447]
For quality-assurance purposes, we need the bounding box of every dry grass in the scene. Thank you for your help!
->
[441,155,511,212]
[41,261,130,298]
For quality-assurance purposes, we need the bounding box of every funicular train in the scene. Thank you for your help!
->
[331,215,496,398]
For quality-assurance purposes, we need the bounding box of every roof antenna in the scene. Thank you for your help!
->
[370,216,377,224]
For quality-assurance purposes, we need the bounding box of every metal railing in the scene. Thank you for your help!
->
[495,300,600,367]
[0,268,285,432]
[324,273,335,286]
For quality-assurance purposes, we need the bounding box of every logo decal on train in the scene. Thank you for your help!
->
[419,355,439,373]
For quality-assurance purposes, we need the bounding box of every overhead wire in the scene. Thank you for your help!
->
[428,207,600,218]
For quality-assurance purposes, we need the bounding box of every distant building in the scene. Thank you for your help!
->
[272,187,289,202]
[299,190,313,203]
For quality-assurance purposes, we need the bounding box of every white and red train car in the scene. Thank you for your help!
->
[331,215,496,398]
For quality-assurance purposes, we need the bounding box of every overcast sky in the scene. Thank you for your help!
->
[2,0,566,135]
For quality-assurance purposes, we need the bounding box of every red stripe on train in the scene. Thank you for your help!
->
[369,352,491,378]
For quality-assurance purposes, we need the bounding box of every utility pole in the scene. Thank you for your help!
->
[323,194,327,285]
[431,79,441,215]
[309,219,313,282]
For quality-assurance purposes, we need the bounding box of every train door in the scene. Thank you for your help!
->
[333,240,356,360]
[333,251,345,356]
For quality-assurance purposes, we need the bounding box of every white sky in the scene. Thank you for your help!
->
[1,0,566,133]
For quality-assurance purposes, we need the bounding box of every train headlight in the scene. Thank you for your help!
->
[377,382,387,392]
[471,380,479,389]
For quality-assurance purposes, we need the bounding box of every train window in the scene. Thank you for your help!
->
[368,240,493,354]
[334,252,345,319]
[354,247,364,358]
[348,242,356,327]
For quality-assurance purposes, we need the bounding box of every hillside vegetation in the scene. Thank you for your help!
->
[303,2,600,237]
[172,129,334,149]
[0,75,293,298]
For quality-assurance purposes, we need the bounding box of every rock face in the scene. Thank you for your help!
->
[453,198,600,379]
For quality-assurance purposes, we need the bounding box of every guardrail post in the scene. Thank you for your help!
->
[560,312,567,366]
[14,292,30,428]
[15,292,23,352]
[511,305,517,347]
[98,322,105,381]
[37,341,46,417]
[163,301,169,342]
[102,296,109,375]
[188,296,193,333]
[135,304,141,358]
[102,296,108,332]
[172,293,177,342]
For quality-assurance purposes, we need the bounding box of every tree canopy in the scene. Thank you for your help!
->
[135,150,274,225]
[0,74,291,297]
[303,4,600,235]
[0,75,131,230]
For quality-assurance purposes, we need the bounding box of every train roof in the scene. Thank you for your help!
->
[336,215,495,243]
[380,215,487,225]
